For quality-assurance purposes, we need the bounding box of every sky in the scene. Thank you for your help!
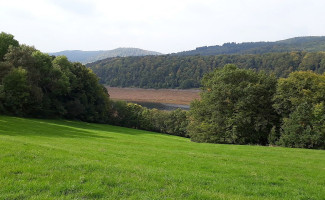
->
[1,0,325,54]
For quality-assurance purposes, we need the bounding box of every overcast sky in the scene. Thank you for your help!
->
[1,0,325,53]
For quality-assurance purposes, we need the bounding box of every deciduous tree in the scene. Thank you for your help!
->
[189,65,278,145]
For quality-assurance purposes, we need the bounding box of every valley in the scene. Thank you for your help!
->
[2,1,325,199]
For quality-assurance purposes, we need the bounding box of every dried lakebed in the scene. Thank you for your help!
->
[106,87,200,110]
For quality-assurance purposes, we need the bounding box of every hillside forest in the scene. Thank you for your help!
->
[0,32,324,149]
[176,36,325,56]
[88,52,325,89]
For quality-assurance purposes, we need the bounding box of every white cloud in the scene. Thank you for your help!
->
[1,0,325,53]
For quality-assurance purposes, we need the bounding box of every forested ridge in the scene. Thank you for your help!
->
[87,52,325,88]
[176,36,325,56]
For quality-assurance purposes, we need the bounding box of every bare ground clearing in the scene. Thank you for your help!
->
[106,87,200,105]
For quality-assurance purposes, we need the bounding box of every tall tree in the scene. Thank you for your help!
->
[273,71,325,149]
[189,65,278,145]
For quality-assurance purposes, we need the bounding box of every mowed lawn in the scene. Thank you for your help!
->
[0,116,324,199]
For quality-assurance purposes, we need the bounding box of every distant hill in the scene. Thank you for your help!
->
[50,48,162,63]
[175,36,325,56]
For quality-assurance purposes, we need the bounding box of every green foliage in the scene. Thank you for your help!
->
[88,52,325,89]
[64,62,111,122]
[179,79,196,89]
[0,61,14,81]
[111,101,145,128]
[273,71,325,149]
[109,101,189,137]
[0,32,19,61]
[0,36,111,122]
[268,126,279,145]
[278,103,325,149]
[0,67,31,116]
[163,108,189,137]
[189,65,278,145]
[273,71,325,117]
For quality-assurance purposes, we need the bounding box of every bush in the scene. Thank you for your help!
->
[109,101,189,137]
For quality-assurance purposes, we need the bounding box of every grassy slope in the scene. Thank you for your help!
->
[0,116,324,199]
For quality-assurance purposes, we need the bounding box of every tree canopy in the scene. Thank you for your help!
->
[188,65,278,145]
[0,33,111,122]
[272,71,325,149]
[0,32,19,61]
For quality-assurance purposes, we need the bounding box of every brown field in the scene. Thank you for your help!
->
[106,87,201,105]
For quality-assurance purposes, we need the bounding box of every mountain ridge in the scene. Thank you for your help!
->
[50,47,162,64]
[51,36,325,64]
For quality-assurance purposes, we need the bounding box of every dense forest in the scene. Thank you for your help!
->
[176,36,325,56]
[0,32,112,122]
[87,52,325,88]
[51,48,162,64]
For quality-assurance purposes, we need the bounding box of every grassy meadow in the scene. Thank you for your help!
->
[0,115,324,199]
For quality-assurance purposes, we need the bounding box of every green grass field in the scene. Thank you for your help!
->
[0,115,324,199]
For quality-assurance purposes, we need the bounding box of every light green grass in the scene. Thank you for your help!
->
[0,115,324,199]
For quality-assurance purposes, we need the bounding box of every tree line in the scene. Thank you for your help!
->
[87,52,325,89]
[189,65,325,149]
[1,32,324,149]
